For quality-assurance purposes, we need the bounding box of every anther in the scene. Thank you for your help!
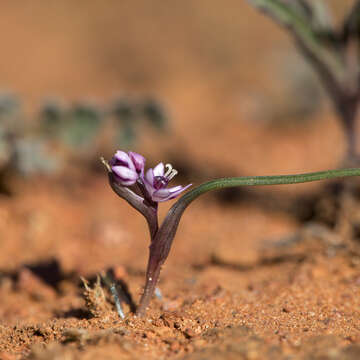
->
[165,164,178,180]
[164,164,173,177]
[167,169,178,181]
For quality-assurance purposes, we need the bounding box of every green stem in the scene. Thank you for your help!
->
[180,168,360,205]
[136,167,360,316]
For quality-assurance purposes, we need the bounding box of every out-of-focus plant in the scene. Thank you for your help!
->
[240,53,324,125]
[40,97,167,150]
[41,100,102,148]
[0,92,56,177]
[247,0,360,163]
[102,150,360,317]
[0,95,168,180]
[111,98,167,148]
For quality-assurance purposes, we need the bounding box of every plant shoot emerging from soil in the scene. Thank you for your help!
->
[102,151,360,317]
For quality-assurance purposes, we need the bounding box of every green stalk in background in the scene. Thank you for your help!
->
[247,0,360,162]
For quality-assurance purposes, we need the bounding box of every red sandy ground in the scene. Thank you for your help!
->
[1,1,360,359]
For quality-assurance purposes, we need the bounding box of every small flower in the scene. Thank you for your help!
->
[110,150,145,186]
[143,162,192,202]
[107,150,191,202]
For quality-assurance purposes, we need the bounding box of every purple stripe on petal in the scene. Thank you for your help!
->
[151,188,171,202]
[113,166,138,185]
[181,183,192,192]
[128,151,145,174]
[152,183,192,202]
[167,184,192,199]
[113,151,135,171]
[167,185,183,193]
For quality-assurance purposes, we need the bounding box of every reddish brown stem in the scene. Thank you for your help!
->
[136,197,189,316]
[136,251,162,316]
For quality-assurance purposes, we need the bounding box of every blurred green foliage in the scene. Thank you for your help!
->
[0,93,168,177]
[247,0,360,162]
[41,100,102,148]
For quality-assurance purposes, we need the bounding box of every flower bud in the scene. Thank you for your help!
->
[110,150,143,186]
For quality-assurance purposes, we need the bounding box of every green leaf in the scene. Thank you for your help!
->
[114,123,136,148]
[112,98,136,125]
[40,99,65,137]
[141,99,167,130]
[153,167,360,265]
[61,104,102,148]
[13,138,58,176]
[0,93,20,118]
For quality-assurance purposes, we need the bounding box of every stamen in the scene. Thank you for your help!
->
[164,164,173,177]
[167,169,178,181]
[164,164,178,181]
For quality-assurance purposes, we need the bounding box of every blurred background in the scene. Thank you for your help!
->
[3,3,360,358]
[1,0,355,182]
[0,0,356,280]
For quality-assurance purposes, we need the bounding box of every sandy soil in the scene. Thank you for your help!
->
[1,1,360,359]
